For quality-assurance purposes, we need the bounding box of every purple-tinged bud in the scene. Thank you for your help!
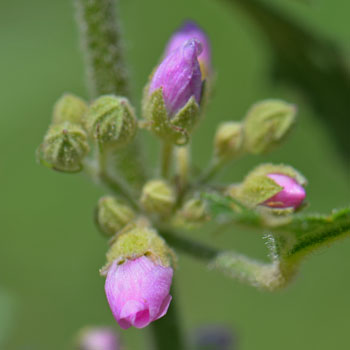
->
[105,256,173,330]
[149,39,202,117]
[164,21,211,79]
[194,325,234,350]
[77,327,121,350]
[262,173,306,209]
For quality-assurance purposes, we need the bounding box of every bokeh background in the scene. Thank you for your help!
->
[1,0,349,349]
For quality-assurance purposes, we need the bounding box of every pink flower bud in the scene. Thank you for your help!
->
[105,256,173,330]
[263,173,306,209]
[149,39,202,117]
[164,21,212,78]
[78,327,120,350]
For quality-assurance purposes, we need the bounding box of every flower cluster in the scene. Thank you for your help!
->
[39,20,308,333]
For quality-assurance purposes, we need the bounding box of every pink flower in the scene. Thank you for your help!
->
[263,173,306,209]
[149,39,203,117]
[78,327,120,350]
[164,21,212,78]
[105,256,173,330]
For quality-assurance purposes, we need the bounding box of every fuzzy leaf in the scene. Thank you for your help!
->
[203,192,350,260]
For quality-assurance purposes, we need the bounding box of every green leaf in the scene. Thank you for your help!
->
[204,191,350,265]
[275,208,350,260]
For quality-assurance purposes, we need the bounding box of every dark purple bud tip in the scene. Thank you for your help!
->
[149,39,203,117]
[165,20,212,79]
[263,173,306,209]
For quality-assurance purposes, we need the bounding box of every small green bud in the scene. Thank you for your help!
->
[101,221,174,273]
[173,198,210,228]
[243,99,296,154]
[140,179,176,216]
[228,163,306,209]
[39,122,89,172]
[214,122,244,160]
[85,95,137,149]
[52,93,87,124]
[96,196,136,237]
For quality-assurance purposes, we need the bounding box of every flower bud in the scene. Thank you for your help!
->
[96,196,136,237]
[77,327,121,350]
[102,224,174,330]
[262,173,306,209]
[173,198,210,228]
[140,179,176,216]
[52,93,87,125]
[243,99,296,154]
[229,164,306,210]
[105,256,173,330]
[143,39,203,145]
[39,122,89,172]
[164,21,212,79]
[214,122,244,161]
[85,95,137,149]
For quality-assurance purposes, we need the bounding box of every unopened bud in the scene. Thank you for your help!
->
[173,198,210,228]
[262,173,306,209]
[39,122,89,172]
[52,93,87,124]
[140,179,176,216]
[243,99,296,154]
[85,95,137,149]
[143,40,202,145]
[229,164,306,211]
[101,224,175,330]
[214,122,244,160]
[96,196,136,237]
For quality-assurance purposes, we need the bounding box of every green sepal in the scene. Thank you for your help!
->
[143,88,200,145]
[38,121,89,173]
[100,220,175,274]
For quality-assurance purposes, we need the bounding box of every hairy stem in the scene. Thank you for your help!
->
[75,0,129,98]
[151,285,186,350]
[161,230,295,291]
[75,0,146,190]
[160,142,173,179]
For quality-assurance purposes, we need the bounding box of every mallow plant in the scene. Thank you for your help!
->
[37,0,350,349]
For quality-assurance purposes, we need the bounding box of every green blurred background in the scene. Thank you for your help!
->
[0,0,349,349]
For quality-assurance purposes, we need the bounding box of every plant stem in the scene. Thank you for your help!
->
[75,0,129,98]
[151,284,186,350]
[75,0,146,190]
[98,147,139,210]
[160,229,295,291]
[160,142,173,179]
